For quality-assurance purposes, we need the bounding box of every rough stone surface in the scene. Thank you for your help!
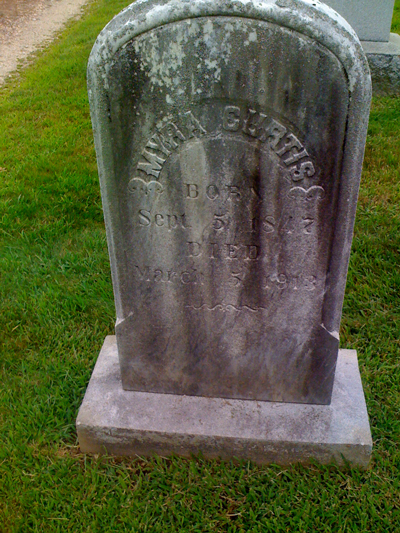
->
[87,0,371,405]
[323,0,395,42]
[363,34,400,95]
[77,336,372,468]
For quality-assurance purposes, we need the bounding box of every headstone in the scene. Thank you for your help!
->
[77,0,372,467]
[323,0,395,42]
[323,0,400,95]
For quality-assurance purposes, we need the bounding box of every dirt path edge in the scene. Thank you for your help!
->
[0,0,92,85]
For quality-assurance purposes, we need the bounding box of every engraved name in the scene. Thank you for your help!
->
[129,104,317,194]
[222,105,316,182]
[133,111,207,180]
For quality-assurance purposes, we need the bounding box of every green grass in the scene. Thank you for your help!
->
[0,1,399,531]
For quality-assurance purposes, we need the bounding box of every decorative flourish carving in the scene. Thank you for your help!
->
[128,177,164,195]
[288,186,325,202]
[186,303,266,313]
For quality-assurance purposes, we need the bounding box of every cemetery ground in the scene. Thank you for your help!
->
[0,0,399,530]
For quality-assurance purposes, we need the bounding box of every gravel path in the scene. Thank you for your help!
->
[0,0,91,85]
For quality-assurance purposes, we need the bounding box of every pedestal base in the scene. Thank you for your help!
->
[363,33,400,95]
[76,336,372,468]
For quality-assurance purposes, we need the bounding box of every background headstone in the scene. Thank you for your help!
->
[324,0,395,42]
[77,0,372,466]
[323,0,400,95]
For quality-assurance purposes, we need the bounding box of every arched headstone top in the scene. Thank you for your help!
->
[88,0,370,96]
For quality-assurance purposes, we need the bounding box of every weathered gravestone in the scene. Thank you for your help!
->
[77,0,373,466]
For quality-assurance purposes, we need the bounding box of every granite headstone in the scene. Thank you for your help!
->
[323,0,400,96]
[323,0,395,42]
[77,0,372,466]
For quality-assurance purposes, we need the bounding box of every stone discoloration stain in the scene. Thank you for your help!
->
[131,18,260,92]
[89,0,368,97]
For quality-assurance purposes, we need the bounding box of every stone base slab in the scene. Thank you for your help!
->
[363,33,400,95]
[76,336,372,468]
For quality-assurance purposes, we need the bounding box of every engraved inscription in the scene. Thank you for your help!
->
[181,183,325,205]
[185,183,199,198]
[207,243,260,260]
[135,264,318,293]
[130,103,325,313]
[222,105,316,182]
[138,210,191,229]
[135,265,203,285]
[134,111,207,180]
[129,104,318,195]
[184,184,242,201]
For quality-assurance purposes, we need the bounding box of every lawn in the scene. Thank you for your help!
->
[0,0,399,531]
